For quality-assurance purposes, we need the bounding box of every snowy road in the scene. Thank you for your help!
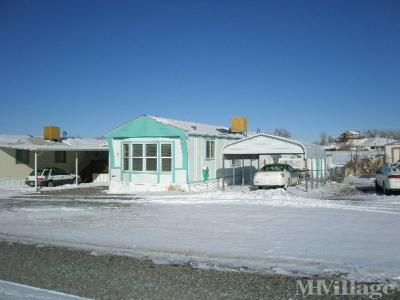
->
[0,178,400,283]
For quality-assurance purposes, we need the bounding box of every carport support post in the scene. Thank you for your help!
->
[241,159,244,185]
[75,151,79,186]
[311,163,314,190]
[34,151,38,191]
[222,155,225,191]
[250,159,253,185]
[304,159,308,192]
[232,165,235,186]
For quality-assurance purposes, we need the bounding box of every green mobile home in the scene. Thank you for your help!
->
[106,115,245,192]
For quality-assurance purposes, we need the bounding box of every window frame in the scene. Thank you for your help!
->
[131,144,144,171]
[145,143,158,172]
[122,143,130,171]
[160,143,172,173]
[231,159,241,166]
[205,140,215,160]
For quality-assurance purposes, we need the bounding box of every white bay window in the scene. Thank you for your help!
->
[122,142,173,173]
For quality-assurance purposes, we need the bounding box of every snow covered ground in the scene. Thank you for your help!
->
[0,280,89,300]
[0,177,399,285]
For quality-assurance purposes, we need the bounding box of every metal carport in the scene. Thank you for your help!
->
[222,134,327,191]
[0,136,108,190]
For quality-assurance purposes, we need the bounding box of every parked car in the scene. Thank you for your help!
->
[375,162,400,195]
[253,163,300,189]
[25,168,80,187]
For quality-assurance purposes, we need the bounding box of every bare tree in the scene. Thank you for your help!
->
[328,135,335,144]
[319,132,328,146]
[273,128,291,138]
[363,129,400,140]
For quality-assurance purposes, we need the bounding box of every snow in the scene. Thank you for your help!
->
[0,134,107,151]
[0,187,33,199]
[0,183,107,198]
[0,280,89,300]
[147,115,245,138]
[223,133,326,159]
[0,178,400,284]
[349,137,395,148]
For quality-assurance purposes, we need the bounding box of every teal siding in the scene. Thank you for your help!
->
[107,116,189,184]
[107,115,185,139]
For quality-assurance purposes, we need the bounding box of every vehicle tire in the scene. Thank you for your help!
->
[383,183,391,196]
[47,181,54,187]
[375,181,381,192]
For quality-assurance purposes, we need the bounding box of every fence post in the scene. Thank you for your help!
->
[304,159,308,192]
[311,167,314,190]
[222,156,225,191]
[241,159,244,185]
[233,166,235,186]
[250,160,254,186]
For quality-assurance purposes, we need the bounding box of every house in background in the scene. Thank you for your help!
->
[0,132,108,187]
[348,137,394,152]
[385,142,400,163]
[337,130,362,143]
[106,115,246,192]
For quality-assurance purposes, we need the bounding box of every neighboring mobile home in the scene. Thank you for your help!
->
[0,135,108,187]
[106,115,246,192]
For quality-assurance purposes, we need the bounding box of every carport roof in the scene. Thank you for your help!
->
[223,134,326,159]
[0,135,108,151]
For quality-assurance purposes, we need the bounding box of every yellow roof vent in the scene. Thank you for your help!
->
[44,126,61,141]
[231,117,248,133]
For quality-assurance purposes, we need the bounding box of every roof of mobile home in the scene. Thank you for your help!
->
[0,135,108,151]
[223,133,326,159]
[106,115,248,138]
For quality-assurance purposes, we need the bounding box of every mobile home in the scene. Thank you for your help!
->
[106,115,246,192]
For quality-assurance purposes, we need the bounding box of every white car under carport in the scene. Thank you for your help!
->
[253,163,300,189]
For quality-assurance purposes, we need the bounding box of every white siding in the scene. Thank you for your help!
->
[188,136,239,182]
[224,135,304,155]
[112,139,121,168]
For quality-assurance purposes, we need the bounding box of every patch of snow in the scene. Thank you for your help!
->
[38,182,108,192]
[147,115,244,138]
[0,280,89,300]
[0,187,34,199]
[1,177,400,283]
